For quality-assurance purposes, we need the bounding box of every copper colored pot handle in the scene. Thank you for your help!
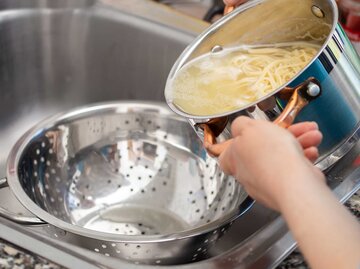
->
[224,1,249,15]
[224,5,235,15]
[199,78,322,157]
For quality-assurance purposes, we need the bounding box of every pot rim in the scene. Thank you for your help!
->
[164,0,339,121]
[6,101,254,243]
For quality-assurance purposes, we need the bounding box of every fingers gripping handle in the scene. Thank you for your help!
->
[200,78,322,157]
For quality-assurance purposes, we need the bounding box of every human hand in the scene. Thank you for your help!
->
[287,121,322,162]
[218,117,325,211]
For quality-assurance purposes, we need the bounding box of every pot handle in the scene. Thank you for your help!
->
[224,5,235,14]
[0,177,46,225]
[200,77,322,157]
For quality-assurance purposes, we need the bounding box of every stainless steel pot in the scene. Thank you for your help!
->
[165,0,360,170]
[0,101,253,265]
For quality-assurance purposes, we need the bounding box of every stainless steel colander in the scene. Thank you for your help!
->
[1,101,252,265]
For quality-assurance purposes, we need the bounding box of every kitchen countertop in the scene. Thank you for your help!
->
[0,190,359,269]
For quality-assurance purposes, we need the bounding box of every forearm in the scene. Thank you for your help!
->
[279,173,360,269]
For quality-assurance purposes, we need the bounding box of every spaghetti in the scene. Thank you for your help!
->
[166,42,319,116]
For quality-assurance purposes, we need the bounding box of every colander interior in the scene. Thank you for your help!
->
[16,103,245,236]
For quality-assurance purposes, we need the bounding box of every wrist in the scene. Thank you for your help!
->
[275,161,326,214]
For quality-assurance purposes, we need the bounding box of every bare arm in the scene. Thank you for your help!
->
[218,117,360,269]
[279,167,360,269]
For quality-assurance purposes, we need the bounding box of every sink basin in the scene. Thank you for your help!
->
[0,0,207,175]
[0,1,359,269]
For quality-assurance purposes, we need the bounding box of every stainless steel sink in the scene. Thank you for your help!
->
[0,0,207,176]
[0,1,359,269]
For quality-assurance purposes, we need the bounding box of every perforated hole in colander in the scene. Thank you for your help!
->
[15,104,248,265]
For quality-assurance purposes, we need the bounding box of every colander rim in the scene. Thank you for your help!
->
[6,101,253,242]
